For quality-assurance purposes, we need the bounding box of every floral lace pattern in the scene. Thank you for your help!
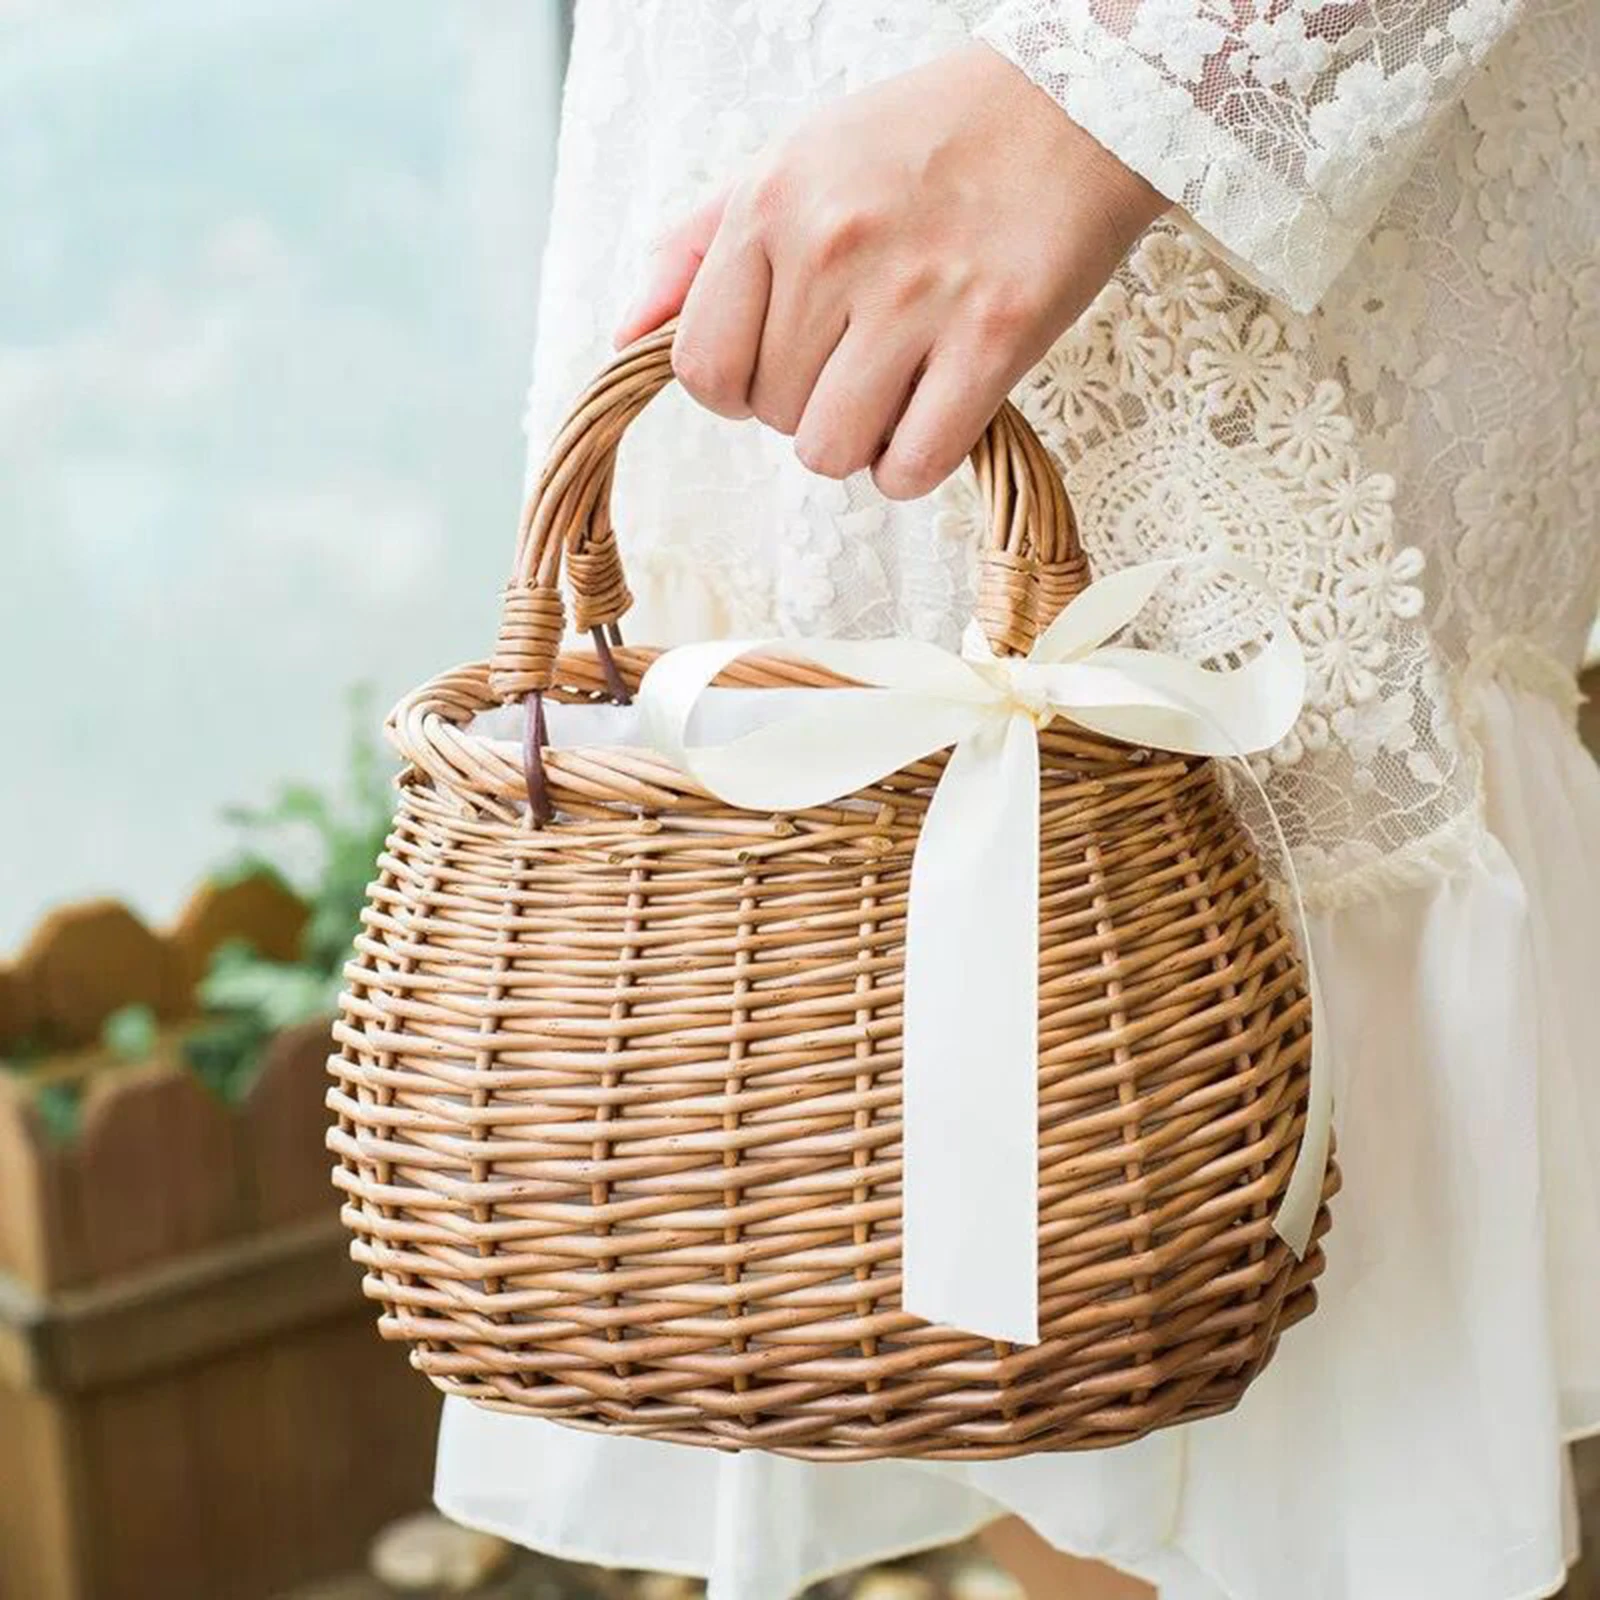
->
[524,0,1599,903]
[978,0,1524,312]
[948,225,1469,880]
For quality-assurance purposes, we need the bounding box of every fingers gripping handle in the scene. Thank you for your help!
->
[489,319,1088,707]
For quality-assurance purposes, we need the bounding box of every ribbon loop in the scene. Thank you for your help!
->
[638,557,1330,1344]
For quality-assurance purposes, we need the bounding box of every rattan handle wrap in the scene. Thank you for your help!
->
[490,320,1087,701]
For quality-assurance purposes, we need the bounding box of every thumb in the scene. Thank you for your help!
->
[613,190,729,349]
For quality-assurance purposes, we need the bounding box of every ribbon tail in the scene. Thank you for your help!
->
[1271,957,1333,1258]
[901,712,1040,1346]
[1222,755,1333,1261]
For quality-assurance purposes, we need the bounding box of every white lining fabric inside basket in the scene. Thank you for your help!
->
[466,686,863,754]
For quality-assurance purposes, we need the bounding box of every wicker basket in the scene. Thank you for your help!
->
[328,326,1337,1461]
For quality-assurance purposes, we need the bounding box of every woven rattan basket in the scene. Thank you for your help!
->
[328,326,1337,1461]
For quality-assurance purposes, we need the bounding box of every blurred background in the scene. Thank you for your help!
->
[0,0,561,948]
[2,7,1598,1600]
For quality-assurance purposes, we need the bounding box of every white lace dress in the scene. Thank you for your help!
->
[435,3,1600,1596]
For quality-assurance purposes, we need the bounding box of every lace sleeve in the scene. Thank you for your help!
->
[976,0,1524,311]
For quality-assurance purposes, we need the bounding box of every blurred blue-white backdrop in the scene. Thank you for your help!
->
[1,2,566,946]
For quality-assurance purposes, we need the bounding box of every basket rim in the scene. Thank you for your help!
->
[386,648,1203,824]
[387,648,936,826]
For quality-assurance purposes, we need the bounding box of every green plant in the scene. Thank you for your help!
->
[2,1029,83,1143]
[33,1082,83,1144]
[84,691,392,1113]
[218,691,392,970]
[0,1033,52,1074]
[102,1003,159,1062]
[184,689,392,1101]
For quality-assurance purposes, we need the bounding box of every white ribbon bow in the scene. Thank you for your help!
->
[638,555,1332,1345]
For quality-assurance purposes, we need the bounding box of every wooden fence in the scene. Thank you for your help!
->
[0,882,439,1600]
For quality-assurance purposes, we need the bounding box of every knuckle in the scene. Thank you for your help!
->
[806,203,878,271]
[875,437,952,502]
[872,463,920,502]
[793,435,830,476]
[886,261,940,314]
[754,402,803,437]
[969,283,1035,345]
[672,338,740,412]
[743,163,792,232]
[750,382,803,437]
[794,430,859,480]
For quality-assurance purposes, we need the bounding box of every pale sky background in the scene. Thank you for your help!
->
[1,1,566,947]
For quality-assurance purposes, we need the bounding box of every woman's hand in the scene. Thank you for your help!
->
[614,42,1167,502]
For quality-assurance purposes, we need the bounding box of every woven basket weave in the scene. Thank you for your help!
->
[328,326,1337,1461]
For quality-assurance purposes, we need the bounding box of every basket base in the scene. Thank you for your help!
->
[399,1276,1322,1463]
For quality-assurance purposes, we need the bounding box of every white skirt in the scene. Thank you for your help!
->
[435,679,1600,1600]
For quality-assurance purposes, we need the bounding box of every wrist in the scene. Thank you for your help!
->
[964,39,1170,249]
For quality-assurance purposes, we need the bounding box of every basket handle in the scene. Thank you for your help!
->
[489,320,1087,703]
